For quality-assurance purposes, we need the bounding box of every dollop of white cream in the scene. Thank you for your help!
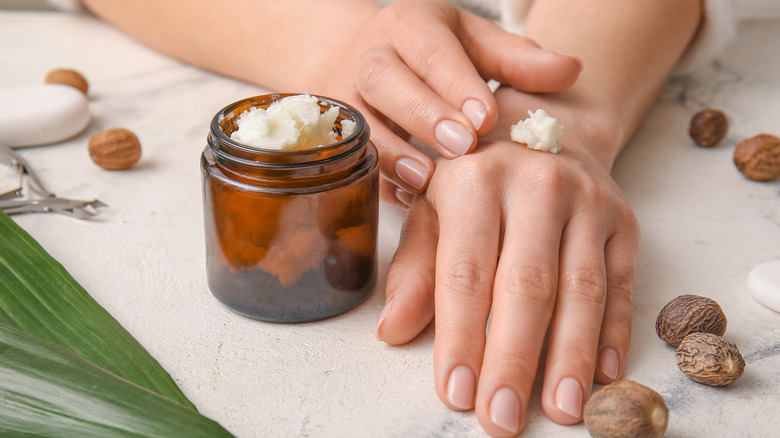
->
[510,109,563,153]
[230,94,343,150]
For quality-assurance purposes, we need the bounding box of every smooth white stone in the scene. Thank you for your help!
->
[748,260,780,313]
[0,84,90,148]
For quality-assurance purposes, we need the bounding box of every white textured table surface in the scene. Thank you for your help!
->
[2,10,780,438]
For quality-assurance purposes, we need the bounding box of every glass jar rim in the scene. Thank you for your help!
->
[208,93,368,164]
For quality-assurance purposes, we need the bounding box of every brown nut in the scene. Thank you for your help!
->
[655,294,727,347]
[584,379,669,438]
[44,68,89,95]
[88,128,142,170]
[676,332,745,386]
[689,109,728,147]
[733,133,780,181]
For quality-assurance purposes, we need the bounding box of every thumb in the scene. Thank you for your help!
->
[376,198,438,345]
[459,11,582,92]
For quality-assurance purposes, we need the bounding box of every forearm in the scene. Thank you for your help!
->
[81,0,381,91]
[520,0,702,167]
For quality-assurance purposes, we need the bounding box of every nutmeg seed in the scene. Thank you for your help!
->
[689,109,728,147]
[676,332,745,386]
[45,68,89,95]
[88,128,142,170]
[733,133,780,182]
[656,294,727,347]
[584,379,669,438]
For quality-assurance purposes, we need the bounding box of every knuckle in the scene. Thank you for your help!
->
[523,157,568,196]
[577,179,608,207]
[430,156,497,202]
[382,0,415,23]
[500,264,557,308]
[447,155,497,187]
[356,49,394,93]
[607,272,635,314]
[409,41,448,79]
[562,267,606,304]
[559,343,597,370]
[493,348,540,376]
[439,256,493,300]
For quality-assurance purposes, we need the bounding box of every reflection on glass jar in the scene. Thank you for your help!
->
[201,94,379,323]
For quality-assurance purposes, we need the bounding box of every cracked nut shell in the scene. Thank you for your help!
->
[733,133,780,181]
[676,332,745,386]
[656,294,727,347]
[88,128,142,170]
[689,109,728,147]
[584,379,669,438]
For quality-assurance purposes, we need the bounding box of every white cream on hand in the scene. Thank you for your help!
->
[231,94,351,150]
[510,109,563,153]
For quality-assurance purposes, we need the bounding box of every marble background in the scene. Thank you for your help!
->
[2,9,779,438]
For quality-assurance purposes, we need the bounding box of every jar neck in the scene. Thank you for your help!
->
[207,94,371,187]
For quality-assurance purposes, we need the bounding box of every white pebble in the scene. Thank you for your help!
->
[0,84,90,148]
[747,260,780,313]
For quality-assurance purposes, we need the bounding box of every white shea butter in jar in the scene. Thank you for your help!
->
[510,109,563,153]
[231,94,351,150]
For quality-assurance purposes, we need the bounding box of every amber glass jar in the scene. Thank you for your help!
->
[201,94,379,323]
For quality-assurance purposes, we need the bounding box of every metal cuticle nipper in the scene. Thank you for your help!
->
[0,144,107,219]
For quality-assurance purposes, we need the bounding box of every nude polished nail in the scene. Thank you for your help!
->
[435,120,473,156]
[395,157,428,190]
[462,99,486,131]
[555,377,583,419]
[394,187,413,207]
[375,299,393,340]
[599,347,620,380]
[490,387,520,434]
[447,365,476,410]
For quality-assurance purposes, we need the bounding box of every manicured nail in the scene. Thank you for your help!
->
[599,347,620,380]
[435,119,473,156]
[554,377,583,419]
[446,365,476,410]
[564,53,584,71]
[549,50,583,71]
[490,387,520,434]
[461,99,486,132]
[375,299,393,340]
[395,188,414,207]
[395,158,428,190]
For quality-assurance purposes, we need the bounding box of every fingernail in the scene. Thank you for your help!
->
[435,120,473,156]
[554,377,583,419]
[447,365,476,410]
[462,99,486,131]
[556,51,584,71]
[490,387,520,434]
[395,158,428,190]
[573,55,584,71]
[395,188,414,207]
[375,299,393,340]
[599,347,620,380]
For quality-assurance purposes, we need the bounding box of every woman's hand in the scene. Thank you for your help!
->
[375,87,641,436]
[311,0,581,205]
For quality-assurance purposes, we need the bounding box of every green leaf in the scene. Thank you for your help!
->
[0,211,192,408]
[0,322,233,438]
